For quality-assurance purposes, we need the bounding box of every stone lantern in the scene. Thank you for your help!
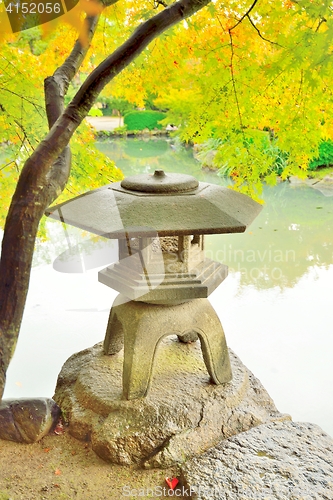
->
[46,170,262,400]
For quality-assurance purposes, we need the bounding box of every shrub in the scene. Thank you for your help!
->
[195,138,223,171]
[195,134,288,177]
[308,140,333,170]
[113,125,128,135]
[124,111,166,131]
[262,141,288,176]
[101,107,113,116]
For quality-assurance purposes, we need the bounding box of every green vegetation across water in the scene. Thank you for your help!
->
[123,111,167,131]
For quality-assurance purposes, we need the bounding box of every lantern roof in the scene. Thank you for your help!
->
[45,170,262,238]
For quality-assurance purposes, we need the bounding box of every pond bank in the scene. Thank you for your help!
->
[86,116,171,139]
[89,123,333,185]
[288,173,333,196]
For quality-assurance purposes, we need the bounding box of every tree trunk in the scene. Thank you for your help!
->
[0,13,101,398]
[0,0,212,399]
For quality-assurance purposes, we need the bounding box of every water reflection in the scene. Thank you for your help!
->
[207,183,333,290]
[97,139,333,290]
[96,138,209,180]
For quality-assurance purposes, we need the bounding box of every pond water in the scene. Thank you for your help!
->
[3,138,333,436]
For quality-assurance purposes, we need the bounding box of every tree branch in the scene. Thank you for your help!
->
[0,87,44,115]
[44,14,101,196]
[229,0,258,31]
[154,0,169,8]
[247,14,282,47]
[44,2,121,195]
[228,30,244,133]
[45,15,101,129]
[315,17,327,32]
[44,0,120,128]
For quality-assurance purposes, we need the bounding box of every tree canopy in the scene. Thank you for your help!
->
[2,0,333,204]
[108,0,333,197]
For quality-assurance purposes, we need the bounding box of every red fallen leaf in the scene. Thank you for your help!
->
[43,447,51,453]
[54,420,64,435]
[165,477,179,490]
[54,469,61,476]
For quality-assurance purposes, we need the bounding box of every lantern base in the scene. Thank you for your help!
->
[53,341,288,467]
[103,294,232,400]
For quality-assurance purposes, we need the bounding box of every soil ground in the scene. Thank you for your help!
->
[0,431,185,500]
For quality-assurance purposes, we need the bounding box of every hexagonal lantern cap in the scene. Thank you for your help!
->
[45,170,262,238]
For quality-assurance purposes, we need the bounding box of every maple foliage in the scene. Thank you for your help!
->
[108,0,333,197]
[0,19,122,231]
[3,0,332,203]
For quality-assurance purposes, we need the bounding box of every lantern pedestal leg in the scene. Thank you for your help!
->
[104,294,232,400]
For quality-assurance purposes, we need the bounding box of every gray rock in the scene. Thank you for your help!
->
[311,176,333,197]
[181,420,333,499]
[288,175,333,197]
[54,340,289,467]
[288,176,309,185]
[0,398,61,443]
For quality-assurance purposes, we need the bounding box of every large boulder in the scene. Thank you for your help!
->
[54,339,289,467]
[181,420,333,499]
